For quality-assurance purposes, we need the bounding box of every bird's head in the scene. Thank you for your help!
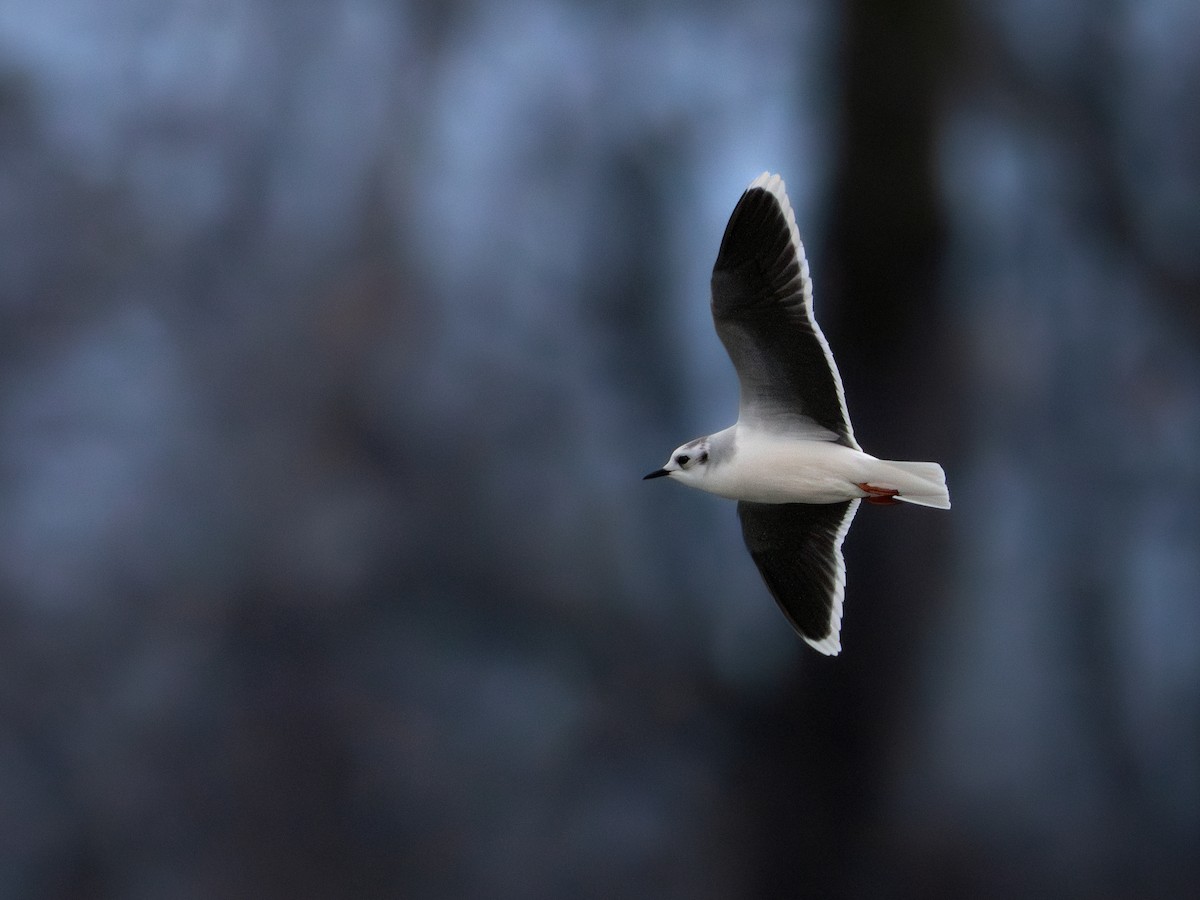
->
[643,436,711,484]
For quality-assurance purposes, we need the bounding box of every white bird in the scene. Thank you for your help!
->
[644,172,949,655]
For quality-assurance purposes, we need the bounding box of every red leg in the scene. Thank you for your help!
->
[857,482,901,506]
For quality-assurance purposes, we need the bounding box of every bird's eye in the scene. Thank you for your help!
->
[698,452,709,464]
[676,454,690,466]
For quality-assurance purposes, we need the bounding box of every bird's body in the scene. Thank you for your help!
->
[645,172,949,655]
[668,424,947,507]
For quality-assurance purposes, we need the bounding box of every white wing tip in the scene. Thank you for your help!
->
[745,171,803,262]
[805,635,842,656]
[804,588,845,656]
[803,498,858,657]
[748,171,787,200]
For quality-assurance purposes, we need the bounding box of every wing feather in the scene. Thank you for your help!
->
[737,499,860,655]
[710,173,858,449]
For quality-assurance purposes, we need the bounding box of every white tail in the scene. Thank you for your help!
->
[878,460,950,509]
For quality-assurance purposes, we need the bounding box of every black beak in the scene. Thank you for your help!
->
[643,468,670,480]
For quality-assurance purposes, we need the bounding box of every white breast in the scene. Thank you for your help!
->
[704,430,872,504]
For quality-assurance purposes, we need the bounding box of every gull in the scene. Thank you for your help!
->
[644,172,949,655]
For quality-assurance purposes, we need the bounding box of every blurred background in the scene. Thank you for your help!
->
[2,0,1198,897]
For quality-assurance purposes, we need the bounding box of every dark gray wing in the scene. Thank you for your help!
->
[710,173,858,449]
[737,498,861,655]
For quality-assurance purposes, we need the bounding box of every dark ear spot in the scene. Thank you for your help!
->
[699,451,709,464]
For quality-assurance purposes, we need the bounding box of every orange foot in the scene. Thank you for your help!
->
[857,482,901,506]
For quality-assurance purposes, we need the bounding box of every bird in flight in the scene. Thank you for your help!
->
[644,172,949,655]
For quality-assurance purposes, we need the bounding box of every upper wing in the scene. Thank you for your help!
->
[737,498,861,655]
[710,172,858,449]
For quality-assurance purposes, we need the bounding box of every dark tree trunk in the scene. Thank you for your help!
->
[735,4,960,897]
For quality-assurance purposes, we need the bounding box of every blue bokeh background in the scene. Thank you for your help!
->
[2,1,1198,897]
